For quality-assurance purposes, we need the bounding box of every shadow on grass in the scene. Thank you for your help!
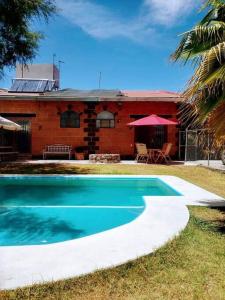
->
[192,206,225,235]
[0,163,93,174]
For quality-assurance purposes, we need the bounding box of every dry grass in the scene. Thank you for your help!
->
[0,163,225,300]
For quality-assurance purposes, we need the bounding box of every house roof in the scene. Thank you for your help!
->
[0,88,182,102]
[122,90,180,98]
[44,89,124,98]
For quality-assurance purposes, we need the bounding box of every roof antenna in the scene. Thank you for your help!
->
[53,53,56,66]
[58,60,65,73]
[58,60,65,90]
[21,62,24,78]
[98,71,102,89]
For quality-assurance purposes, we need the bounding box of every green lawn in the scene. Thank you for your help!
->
[0,163,225,300]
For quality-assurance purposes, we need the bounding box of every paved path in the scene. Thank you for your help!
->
[185,160,225,172]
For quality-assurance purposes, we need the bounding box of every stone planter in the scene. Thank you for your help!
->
[89,154,120,163]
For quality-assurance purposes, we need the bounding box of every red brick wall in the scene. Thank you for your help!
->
[0,99,179,157]
[96,101,178,156]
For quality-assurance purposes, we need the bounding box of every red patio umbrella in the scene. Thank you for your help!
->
[127,114,178,126]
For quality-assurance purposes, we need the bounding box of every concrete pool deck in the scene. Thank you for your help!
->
[12,159,184,165]
[0,175,224,290]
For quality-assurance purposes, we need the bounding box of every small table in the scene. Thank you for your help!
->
[148,149,161,163]
[89,154,121,163]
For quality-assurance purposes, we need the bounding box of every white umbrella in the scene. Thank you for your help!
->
[0,116,22,131]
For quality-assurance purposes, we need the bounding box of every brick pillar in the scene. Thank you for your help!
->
[83,102,99,154]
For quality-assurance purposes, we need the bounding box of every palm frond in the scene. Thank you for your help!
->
[189,42,225,85]
[172,0,225,138]
[208,101,225,136]
[171,22,225,62]
[200,0,225,25]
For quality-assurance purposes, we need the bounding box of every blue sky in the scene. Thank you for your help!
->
[0,0,203,92]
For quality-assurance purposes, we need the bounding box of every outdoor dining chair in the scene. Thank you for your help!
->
[154,143,173,164]
[135,143,150,163]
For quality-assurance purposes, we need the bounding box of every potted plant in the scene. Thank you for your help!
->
[75,146,86,160]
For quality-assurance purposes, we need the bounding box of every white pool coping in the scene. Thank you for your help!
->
[0,175,224,290]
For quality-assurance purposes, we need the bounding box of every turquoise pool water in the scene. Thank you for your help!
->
[0,176,180,246]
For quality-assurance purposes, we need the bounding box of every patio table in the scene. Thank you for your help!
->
[148,149,161,163]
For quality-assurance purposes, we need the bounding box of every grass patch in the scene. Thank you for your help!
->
[0,163,225,299]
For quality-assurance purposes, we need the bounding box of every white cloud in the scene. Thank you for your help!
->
[56,0,154,42]
[56,0,197,42]
[143,0,198,26]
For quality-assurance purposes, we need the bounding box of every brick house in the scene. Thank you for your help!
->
[0,89,181,159]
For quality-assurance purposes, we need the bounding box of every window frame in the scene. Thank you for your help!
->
[60,110,80,128]
[96,111,115,129]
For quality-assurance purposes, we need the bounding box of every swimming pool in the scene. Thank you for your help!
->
[0,176,180,246]
[1,175,223,290]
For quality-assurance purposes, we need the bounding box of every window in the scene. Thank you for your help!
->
[96,111,115,128]
[60,110,80,128]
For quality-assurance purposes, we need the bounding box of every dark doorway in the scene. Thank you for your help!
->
[15,120,31,153]
[0,129,14,147]
[135,126,167,149]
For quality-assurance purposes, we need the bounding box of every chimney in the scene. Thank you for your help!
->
[16,63,60,90]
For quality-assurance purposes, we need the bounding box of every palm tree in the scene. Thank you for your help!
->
[172,0,225,139]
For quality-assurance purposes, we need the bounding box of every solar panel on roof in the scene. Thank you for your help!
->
[9,79,55,93]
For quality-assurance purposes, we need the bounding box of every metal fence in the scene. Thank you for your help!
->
[179,129,224,161]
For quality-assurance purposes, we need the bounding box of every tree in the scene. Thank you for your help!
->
[172,0,225,138]
[0,0,56,76]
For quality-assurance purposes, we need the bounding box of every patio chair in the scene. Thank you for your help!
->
[135,143,150,163]
[154,143,173,164]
